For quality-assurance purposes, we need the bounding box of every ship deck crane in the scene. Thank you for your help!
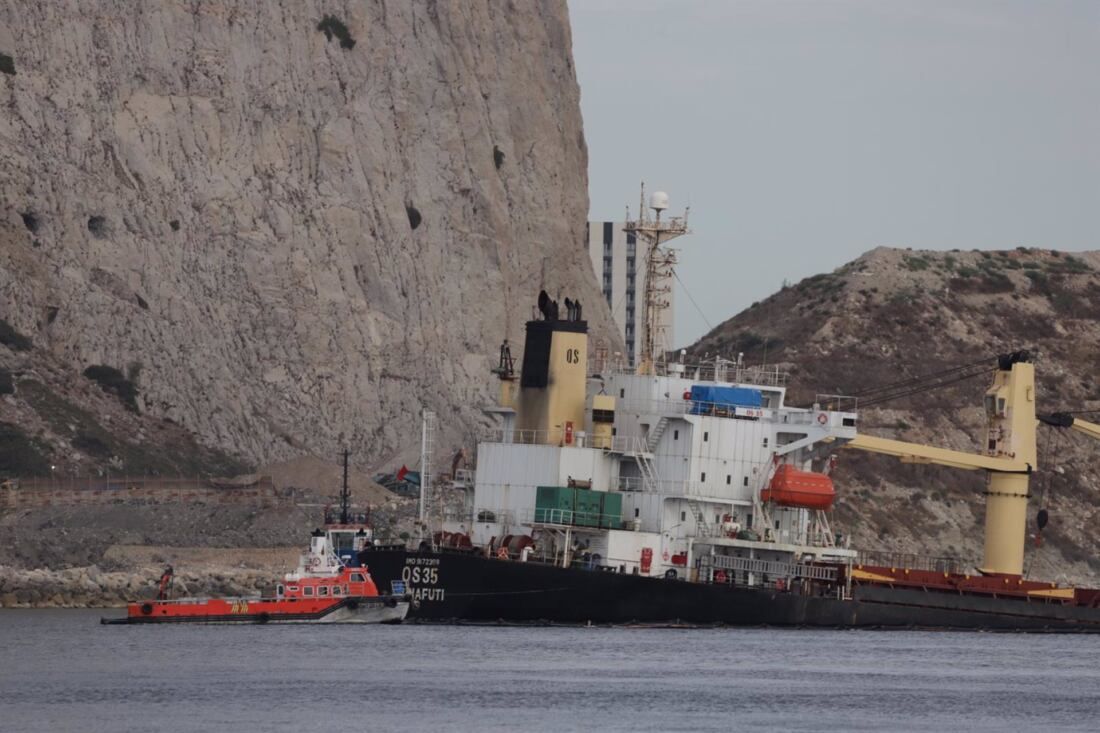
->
[838,352,1037,577]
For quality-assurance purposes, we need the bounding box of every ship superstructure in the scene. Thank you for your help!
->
[439,290,858,591]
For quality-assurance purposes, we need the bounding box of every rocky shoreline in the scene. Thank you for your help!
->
[0,565,277,609]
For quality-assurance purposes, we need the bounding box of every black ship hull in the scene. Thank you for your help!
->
[361,546,1100,631]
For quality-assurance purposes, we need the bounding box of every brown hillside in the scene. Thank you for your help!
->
[690,246,1100,584]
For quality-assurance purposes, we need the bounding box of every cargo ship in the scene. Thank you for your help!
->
[361,193,1100,630]
[104,520,409,625]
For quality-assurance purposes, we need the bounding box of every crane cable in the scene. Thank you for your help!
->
[851,354,997,399]
[858,365,997,408]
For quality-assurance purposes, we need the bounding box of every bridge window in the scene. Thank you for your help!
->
[303,586,314,597]
[351,573,365,582]
[319,586,330,597]
[333,585,343,596]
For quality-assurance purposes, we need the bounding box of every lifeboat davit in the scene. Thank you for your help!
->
[761,464,835,510]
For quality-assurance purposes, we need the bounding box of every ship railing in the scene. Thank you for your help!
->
[519,507,624,531]
[602,360,790,387]
[856,550,968,575]
[699,554,838,585]
[617,398,843,425]
[479,428,643,453]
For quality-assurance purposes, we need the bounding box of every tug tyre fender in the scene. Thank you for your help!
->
[664,569,678,580]
[140,603,153,616]
[385,596,398,608]
[346,599,359,610]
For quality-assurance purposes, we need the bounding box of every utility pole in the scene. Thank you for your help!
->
[340,448,350,525]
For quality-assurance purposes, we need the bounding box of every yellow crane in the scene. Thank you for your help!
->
[839,352,1036,577]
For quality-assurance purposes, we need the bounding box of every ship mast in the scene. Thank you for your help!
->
[623,183,690,374]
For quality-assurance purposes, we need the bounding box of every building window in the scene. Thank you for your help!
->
[703,431,709,442]
[774,520,780,530]
[726,475,731,485]
[681,511,686,522]
[634,507,640,518]
[715,514,721,524]
[603,221,614,246]
[743,476,749,487]
[701,472,706,482]
[763,437,769,447]
[673,429,679,440]
[620,388,625,398]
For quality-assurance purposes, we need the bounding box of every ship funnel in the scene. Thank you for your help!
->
[514,292,588,446]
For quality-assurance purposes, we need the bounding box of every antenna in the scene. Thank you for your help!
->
[623,182,690,375]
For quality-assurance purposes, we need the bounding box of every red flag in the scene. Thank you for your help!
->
[396,464,409,482]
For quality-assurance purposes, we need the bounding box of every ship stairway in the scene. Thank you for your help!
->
[686,498,713,538]
[633,451,660,493]
[646,417,670,452]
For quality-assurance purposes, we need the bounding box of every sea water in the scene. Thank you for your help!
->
[1,609,1098,732]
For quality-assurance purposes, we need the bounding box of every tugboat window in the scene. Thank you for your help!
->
[333,585,343,596]
[351,573,365,583]
[319,586,329,597]
[277,584,285,596]
[303,586,314,597]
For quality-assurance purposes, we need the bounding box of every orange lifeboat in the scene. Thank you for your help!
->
[761,464,835,510]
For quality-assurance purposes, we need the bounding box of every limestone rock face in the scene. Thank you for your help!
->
[0,1,615,467]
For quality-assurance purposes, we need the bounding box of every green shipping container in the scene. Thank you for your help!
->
[600,492,623,529]
[574,488,602,527]
[535,486,575,524]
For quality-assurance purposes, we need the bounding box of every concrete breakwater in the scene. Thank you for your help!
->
[0,564,277,609]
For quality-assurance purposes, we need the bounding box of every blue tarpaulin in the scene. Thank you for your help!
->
[689,385,762,415]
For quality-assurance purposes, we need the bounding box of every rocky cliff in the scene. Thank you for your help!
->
[0,0,614,475]
[691,247,1100,584]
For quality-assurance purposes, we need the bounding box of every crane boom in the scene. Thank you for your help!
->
[1039,412,1100,441]
[844,434,1029,472]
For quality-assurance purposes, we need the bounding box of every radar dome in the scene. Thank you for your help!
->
[649,191,670,211]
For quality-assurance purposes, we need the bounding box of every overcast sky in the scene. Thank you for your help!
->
[569,0,1099,347]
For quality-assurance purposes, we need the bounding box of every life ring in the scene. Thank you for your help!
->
[816,413,828,425]
[496,546,508,559]
[308,556,321,568]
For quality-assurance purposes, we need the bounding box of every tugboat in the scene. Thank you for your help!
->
[359,192,1100,630]
[103,464,410,625]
